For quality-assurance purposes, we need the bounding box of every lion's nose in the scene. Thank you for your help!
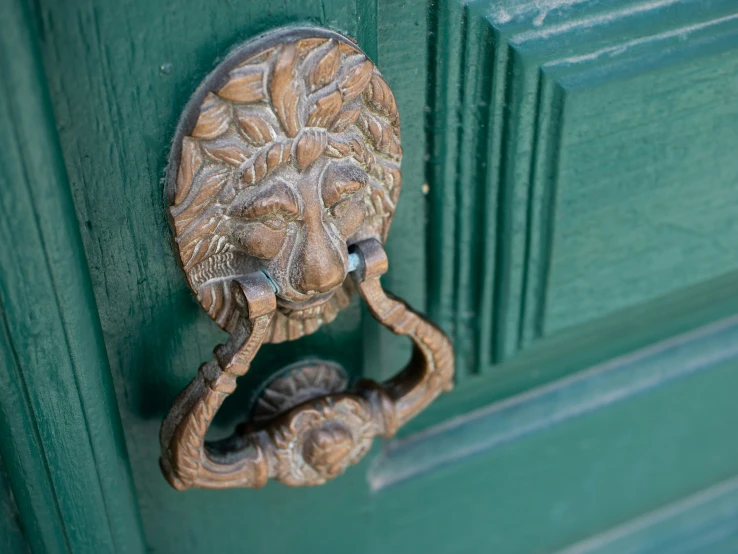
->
[290,225,345,295]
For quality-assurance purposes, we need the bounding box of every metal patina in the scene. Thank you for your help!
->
[160,27,454,490]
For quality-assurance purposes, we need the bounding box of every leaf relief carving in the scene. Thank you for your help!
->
[174,166,229,223]
[325,135,353,157]
[374,160,402,206]
[218,65,266,103]
[235,108,275,146]
[306,41,341,92]
[357,112,401,159]
[294,128,328,170]
[338,59,373,102]
[200,138,250,167]
[339,42,360,56]
[175,137,203,204]
[329,105,361,133]
[364,73,399,127]
[298,38,328,56]
[192,93,231,139]
[269,43,302,137]
[307,89,342,128]
[241,141,293,186]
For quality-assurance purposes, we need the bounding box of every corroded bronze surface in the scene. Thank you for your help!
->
[161,28,453,490]
[160,239,453,489]
[169,27,401,343]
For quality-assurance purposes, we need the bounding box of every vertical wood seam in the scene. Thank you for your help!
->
[451,4,470,379]
[489,38,515,365]
[472,19,497,373]
[532,81,566,340]
[515,69,544,350]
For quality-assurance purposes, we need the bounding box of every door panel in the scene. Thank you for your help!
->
[2,0,737,552]
[428,0,738,368]
[370,317,738,552]
[26,0,430,552]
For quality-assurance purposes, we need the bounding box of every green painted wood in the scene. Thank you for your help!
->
[369,315,738,553]
[0,0,146,552]
[28,0,428,552]
[373,314,738,487]
[428,0,738,368]
[8,0,738,552]
[0,457,29,554]
[413,0,738,433]
[410,267,738,433]
[558,476,738,554]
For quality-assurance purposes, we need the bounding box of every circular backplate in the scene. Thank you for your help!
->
[251,359,349,423]
[168,27,403,343]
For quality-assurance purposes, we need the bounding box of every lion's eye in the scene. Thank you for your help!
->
[330,199,351,218]
[261,214,289,231]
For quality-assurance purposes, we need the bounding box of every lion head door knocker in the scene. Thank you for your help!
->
[160,27,454,490]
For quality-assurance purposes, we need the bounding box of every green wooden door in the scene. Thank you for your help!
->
[3,0,738,552]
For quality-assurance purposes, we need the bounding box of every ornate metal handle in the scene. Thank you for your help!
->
[160,27,454,489]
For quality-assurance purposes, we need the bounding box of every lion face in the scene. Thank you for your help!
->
[226,156,369,313]
[170,29,402,342]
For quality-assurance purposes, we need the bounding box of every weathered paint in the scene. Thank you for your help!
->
[2,0,738,552]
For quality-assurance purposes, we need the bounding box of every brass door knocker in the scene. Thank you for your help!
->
[160,27,454,490]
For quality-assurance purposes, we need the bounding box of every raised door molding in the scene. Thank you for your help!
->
[427,0,738,374]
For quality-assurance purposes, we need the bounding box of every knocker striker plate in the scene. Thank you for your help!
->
[160,26,454,490]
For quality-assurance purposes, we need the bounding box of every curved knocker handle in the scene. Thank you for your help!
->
[159,239,454,489]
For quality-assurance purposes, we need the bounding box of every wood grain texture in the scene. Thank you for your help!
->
[0,0,146,552]
[372,313,738,488]
[557,475,738,554]
[368,314,738,553]
[410,266,738,433]
[427,0,738,372]
[0,458,29,554]
[29,0,428,551]
[21,0,738,551]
